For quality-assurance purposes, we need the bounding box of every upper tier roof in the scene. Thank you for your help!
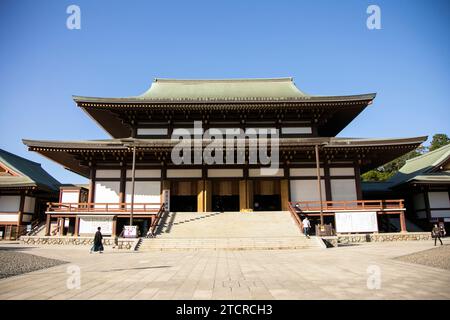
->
[73,77,375,103]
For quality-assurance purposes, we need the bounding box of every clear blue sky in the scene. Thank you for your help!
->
[0,0,449,184]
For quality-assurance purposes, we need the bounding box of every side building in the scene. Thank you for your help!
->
[363,144,450,231]
[0,149,60,239]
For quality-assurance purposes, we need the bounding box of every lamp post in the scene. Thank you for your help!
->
[129,144,136,228]
[315,144,324,229]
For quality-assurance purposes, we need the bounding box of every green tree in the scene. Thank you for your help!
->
[429,134,450,151]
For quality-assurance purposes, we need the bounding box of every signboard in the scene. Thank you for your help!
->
[79,216,113,235]
[163,189,170,212]
[335,211,378,233]
[26,224,32,232]
[124,225,137,238]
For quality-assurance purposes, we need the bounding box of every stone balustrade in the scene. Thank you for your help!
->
[20,236,139,250]
[322,232,432,247]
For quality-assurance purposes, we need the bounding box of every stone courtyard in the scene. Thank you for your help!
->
[0,239,449,300]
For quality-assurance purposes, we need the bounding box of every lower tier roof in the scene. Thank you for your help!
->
[23,136,427,178]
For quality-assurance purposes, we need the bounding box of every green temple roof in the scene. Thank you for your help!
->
[73,77,376,103]
[0,149,60,191]
[389,143,450,186]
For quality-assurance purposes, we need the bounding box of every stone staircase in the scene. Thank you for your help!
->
[138,211,321,251]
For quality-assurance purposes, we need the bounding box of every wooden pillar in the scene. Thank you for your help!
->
[74,217,80,237]
[247,180,253,210]
[45,214,51,236]
[280,179,289,211]
[88,166,96,204]
[111,217,117,237]
[119,166,126,205]
[324,165,332,201]
[197,180,204,212]
[354,165,363,200]
[239,180,246,211]
[399,211,407,233]
[204,180,212,212]
[59,218,64,236]
[17,192,25,226]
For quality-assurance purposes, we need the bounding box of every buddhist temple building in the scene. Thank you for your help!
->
[363,144,450,231]
[0,149,60,239]
[22,77,427,237]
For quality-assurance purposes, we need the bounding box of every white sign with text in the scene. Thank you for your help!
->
[335,211,378,233]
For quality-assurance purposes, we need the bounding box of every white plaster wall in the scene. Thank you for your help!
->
[431,210,450,218]
[23,196,36,213]
[126,169,161,178]
[329,167,355,176]
[96,169,121,179]
[208,169,243,178]
[94,181,120,208]
[167,169,202,178]
[137,128,168,136]
[290,179,326,202]
[281,127,312,134]
[0,195,20,212]
[79,216,113,235]
[428,192,450,209]
[0,213,18,222]
[125,181,161,209]
[249,168,284,177]
[61,191,80,203]
[331,179,357,201]
[289,168,324,177]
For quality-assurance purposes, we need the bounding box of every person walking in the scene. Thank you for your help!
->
[90,227,104,253]
[432,224,443,246]
[303,217,311,238]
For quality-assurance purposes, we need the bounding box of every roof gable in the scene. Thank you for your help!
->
[0,149,60,191]
[390,144,450,186]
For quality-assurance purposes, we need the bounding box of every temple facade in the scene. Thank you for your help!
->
[23,78,426,236]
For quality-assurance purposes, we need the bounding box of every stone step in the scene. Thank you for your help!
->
[138,236,321,251]
[155,211,302,238]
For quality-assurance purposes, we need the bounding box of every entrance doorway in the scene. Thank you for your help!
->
[170,181,198,212]
[253,180,281,211]
[212,180,239,211]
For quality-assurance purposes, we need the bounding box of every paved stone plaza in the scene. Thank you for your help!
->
[0,240,449,300]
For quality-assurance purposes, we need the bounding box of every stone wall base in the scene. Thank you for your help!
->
[322,232,432,247]
[20,236,140,251]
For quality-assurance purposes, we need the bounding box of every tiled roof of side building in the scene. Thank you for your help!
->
[0,149,60,191]
[389,143,450,187]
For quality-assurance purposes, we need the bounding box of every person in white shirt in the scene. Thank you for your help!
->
[303,217,311,238]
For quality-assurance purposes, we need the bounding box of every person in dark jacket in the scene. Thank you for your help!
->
[432,224,443,246]
[90,227,104,253]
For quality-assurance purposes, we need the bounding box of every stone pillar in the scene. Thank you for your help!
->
[280,179,290,211]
